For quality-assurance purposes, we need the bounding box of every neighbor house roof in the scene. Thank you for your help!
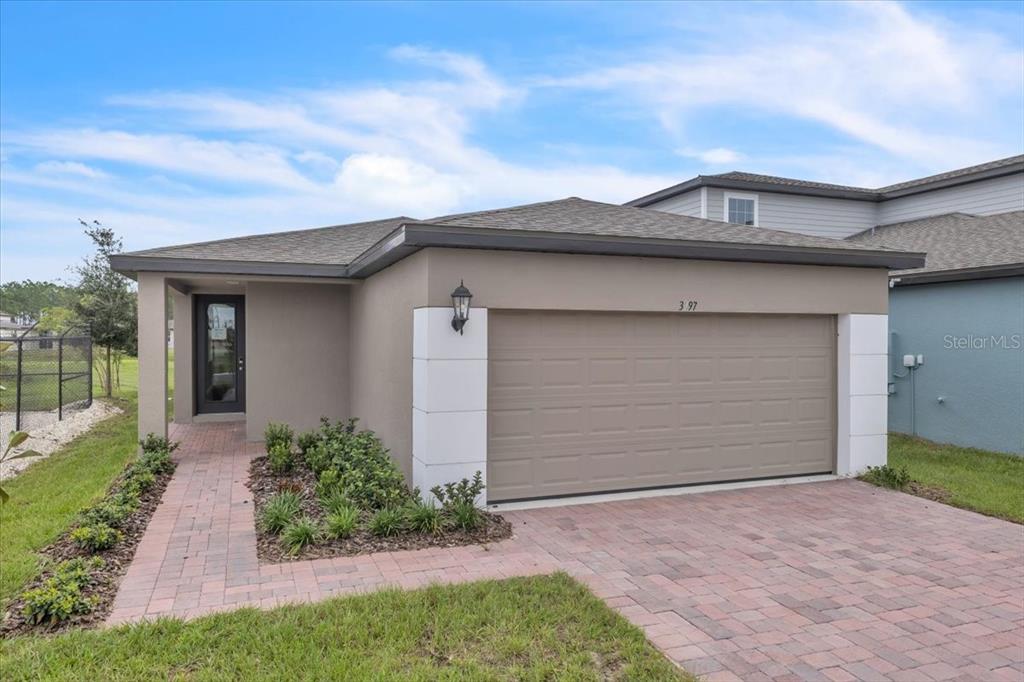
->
[626,155,1024,207]
[110,197,925,279]
[847,211,1024,285]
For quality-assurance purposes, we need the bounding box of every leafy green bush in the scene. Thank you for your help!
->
[70,523,123,552]
[297,430,319,456]
[281,516,320,555]
[450,501,482,531]
[21,558,105,625]
[264,422,294,454]
[368,507,405,537]
[110,489,140,511]
[140,433,179,454]
[124,467,157,493]
[304,442,331,475]
[79,501,134,529]
[431,471,485,510]
[405,499,443,535]
[324,505,359,540]
[268,442,294,475]
[259,491,301,534]
[862,464,911,490]
[139,448,174,475]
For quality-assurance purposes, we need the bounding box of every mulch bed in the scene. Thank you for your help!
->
[0,464,175,638]
[905,480,954,505]
[248,456,512,564]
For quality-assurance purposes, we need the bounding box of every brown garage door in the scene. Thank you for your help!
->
[488,311,835,502]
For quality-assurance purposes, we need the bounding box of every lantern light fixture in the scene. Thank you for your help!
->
[450,280,473,335]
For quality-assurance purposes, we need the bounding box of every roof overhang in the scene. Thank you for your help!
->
[113,223,926,280]
[626,162,1024,207]
[890,263,1024,287]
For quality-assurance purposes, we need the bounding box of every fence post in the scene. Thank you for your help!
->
[15,338,23,431]
[58,334,64,421]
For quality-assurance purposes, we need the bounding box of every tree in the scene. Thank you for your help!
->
[0,280,78,322]
[36,306,79,333]
[72,221,137,397]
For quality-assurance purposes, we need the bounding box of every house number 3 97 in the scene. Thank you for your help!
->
[679,300,699,312]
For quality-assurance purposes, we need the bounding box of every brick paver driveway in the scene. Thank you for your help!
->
[111,422,1024,681]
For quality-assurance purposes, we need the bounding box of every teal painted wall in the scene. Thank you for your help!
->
[888,276,1024,455]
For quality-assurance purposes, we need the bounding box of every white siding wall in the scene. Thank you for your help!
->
[878,173,1024,225]
[757,193,878,238]
[706,188,724,222]
[652,188,702,217]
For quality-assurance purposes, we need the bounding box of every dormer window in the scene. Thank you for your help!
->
[724,192,758,226]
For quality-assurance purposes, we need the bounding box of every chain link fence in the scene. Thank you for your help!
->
[0,326,93,447]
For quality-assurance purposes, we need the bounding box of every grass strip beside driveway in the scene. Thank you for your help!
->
[1,573,689,681]
[888,434,1024,523]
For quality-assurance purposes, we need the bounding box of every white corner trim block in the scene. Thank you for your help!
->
[836,314,888,476]
[412,307,488,504]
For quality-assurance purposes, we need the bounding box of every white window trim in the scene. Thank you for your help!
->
[723,191,759,226]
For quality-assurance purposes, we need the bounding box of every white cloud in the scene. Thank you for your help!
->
[33,161,110,179]
[332,153,466,215]
[678,147,744,165]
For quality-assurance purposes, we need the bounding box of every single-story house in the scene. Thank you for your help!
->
[111,198,923,504]
[849,211,1023,455]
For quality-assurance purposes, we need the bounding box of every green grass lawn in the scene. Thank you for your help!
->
[0,354,173,608]
[888,433,1024,524]
[0,573,687,681]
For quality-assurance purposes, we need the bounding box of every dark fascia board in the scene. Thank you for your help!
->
[626,163,1024,207]
[891,263,1024,286]
[108,254,350,279]
[367,222,925,271]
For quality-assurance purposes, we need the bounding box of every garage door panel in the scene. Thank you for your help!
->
[488,311,836,501]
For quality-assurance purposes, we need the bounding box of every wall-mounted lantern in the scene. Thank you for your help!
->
[450,280,473,335]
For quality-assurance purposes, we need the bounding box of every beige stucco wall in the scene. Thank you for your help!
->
[348,251,429,480]
[421,248,889,315]
[137,272,168,441]
[171,289,193,424]
[245,281,352,441]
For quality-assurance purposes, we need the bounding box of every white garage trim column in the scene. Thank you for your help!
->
[837,314,888,475]
[412,308,488,505]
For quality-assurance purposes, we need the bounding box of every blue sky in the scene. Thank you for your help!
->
[2,1,1022,282]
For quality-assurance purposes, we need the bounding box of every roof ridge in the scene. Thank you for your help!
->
[423,197,587,225]
[126,216,416,257]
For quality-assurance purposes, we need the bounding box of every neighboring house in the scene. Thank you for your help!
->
[0,311,33,339]
[629,156,1024,456]
[111,198,922,505]
[849,212,1023,455]
[626,155,1023,239]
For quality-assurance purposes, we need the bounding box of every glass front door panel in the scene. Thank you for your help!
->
[205,303,237,403]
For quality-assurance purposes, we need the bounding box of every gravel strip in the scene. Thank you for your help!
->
[1,400,122,480]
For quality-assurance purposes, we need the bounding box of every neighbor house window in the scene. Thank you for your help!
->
[724,192,758,226]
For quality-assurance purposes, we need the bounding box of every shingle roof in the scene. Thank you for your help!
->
[115,197,924,276]
[424,197,896,252]
[627,155,1024,207]
[126,217,411,265]
[877,156,1024,193]
[847,211,1024,276]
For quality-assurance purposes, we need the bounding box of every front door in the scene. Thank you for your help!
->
[195,295,245,414]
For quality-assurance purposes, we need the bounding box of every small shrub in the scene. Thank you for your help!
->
[110,489,140,511]
[79,502,134,529]
[139,448,174,475]
[431,471,485,510]
[320,488,354,515]
[259,491,301,534]
[21,577,100,625]
[324,506,359,540]
[450,500,483,531]
[862,464,911,490]
[304,442,331,475]
[369,507,406,537]
[281,516,320,555]
[70,523,123,552]
[140,434,179,455]
[297,431,319,456]
[53,556,105,582]
[268,442,294,474]
[315,469,342,499]
[405,499,443,535]
[124,467,157,493]
[264,422,294,454]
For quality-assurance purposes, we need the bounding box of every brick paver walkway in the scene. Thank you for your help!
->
[110,422,1024,681]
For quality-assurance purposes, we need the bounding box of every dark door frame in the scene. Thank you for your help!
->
[193,294,246,414]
